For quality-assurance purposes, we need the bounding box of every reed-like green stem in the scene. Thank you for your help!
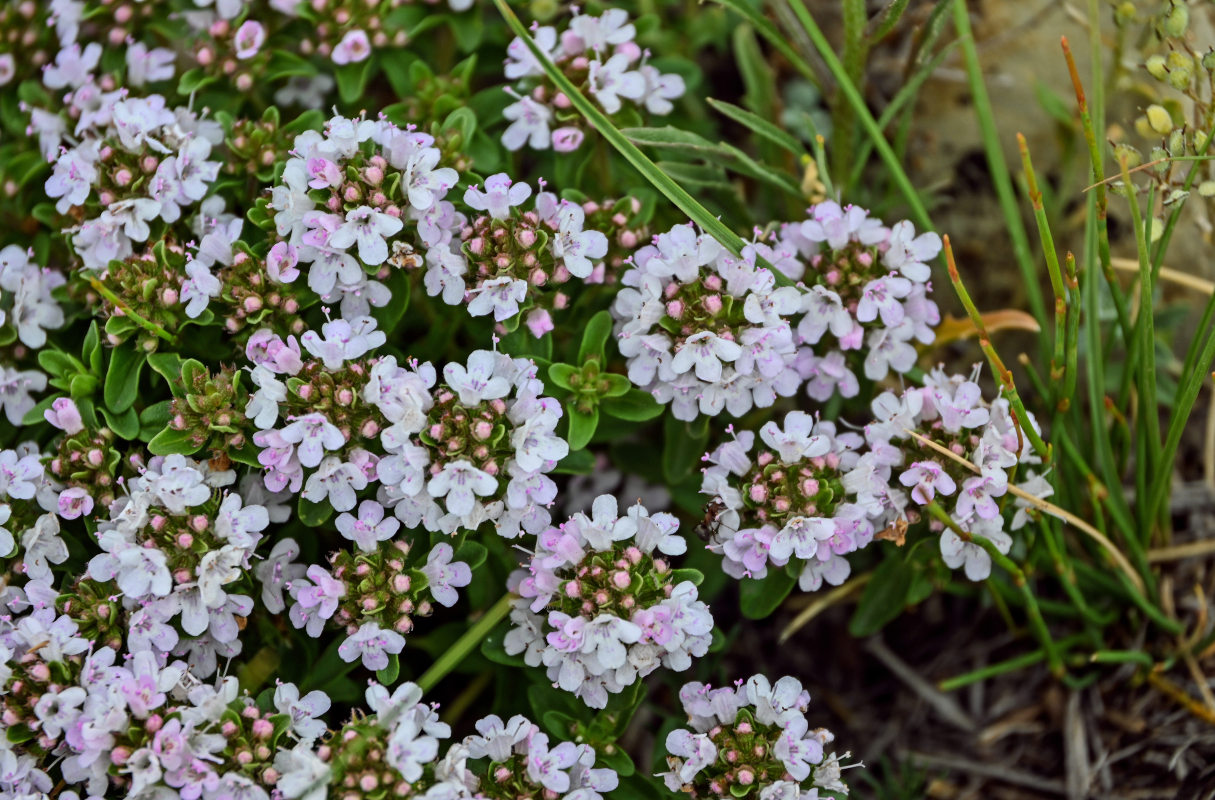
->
[416,594,513,692]
[783,0,933,232]
[952,0,1044,325]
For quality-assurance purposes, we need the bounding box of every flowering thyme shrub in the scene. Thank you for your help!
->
[3,0,1213,797]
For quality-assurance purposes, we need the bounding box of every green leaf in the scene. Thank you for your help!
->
[578,311,613,364]
[297,497,333,527]
[148,426,201,457]
[553,449,596,475]
[147,352,186,386]
[866,0,912,44]
[668,568,704,586]
[662,414,709,485]
[541,710,581,739]
[706,98,807,158]
[602,389,663,422]
[69,373,100,399]
[739,568,797,620]
[548,363,578,391]
[37,349,83,377]
[20,395,56,427]
[499,327,552,361]
[335,57,375,104]
[453,540,487,572]
[104,345,145,413]
[139,401,173,442]
[848,554,914,636]
[376,652,401,686]
[101,405,140,439]
[567,407,598,451]
[597,746,635,777]
[177,67,218,94]
[82,322,102,374]
[601,374,631,398]
[264,50,318,81]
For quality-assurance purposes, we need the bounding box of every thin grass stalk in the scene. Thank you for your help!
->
[782,0,934,232]
[923,501,1062,676]
[490,0,790,284]
[943,236,1051,462]
[1017,134,1068,395]
[1061,37,1133,346]
[950,0,1045,325]
[1115,156,1161,540]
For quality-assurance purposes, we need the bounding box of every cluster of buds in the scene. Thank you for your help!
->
[661,675,850,799]
[166,363,253,456]
[225,108,297,182]
[46,407,119,512]
[191,16,273,94]
[284,531,471,671]
[504,495,713,708]
[446,175,609,336]
[267,112,458,318]
[613,223,802,421]
[294,0,410,66]
[59,577,126,652]
[0,597,92,758]
[700,411,883,592]
[299,681,451,800]
[0,2,58,85]
[92,240,202,349]
[764,201,941,399]
[856,367,1051,581]
[370,349,568,537]
[216,247,307,338]
[500,9,685,152]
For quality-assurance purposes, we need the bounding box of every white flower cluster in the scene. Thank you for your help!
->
[504,495,713,708]
[268,113,458,317]
[44,91,224,274]
[85,454,274,676]
[421,173,610,336]
[613,223,803,421]
[853,367,1050,580]
[369,349,569,537]
[501,9,686,152]
[661,675,849,799]
[762,201,941,400]
[701,411,883,592]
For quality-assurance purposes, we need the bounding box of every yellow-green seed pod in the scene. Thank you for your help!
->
[1149,145,1169,167]
[1198,180,1215,197]
[1162,1,1190,38]
[1195,129,1210,152]
[1167,128,1186,155]
[1146,104,1174,135]
[1149,217,1165,242]
[1114,143,1143,169]
[1146,54,1168,80]
[1115,1,1137,26]
[1168,66,1193,90]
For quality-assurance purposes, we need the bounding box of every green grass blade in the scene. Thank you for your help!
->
[782,0,935,232]
[950,0,1045,325]
[706,97,809,160]
[489,0,789,283]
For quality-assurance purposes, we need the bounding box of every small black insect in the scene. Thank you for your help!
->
[694,500,725,542]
